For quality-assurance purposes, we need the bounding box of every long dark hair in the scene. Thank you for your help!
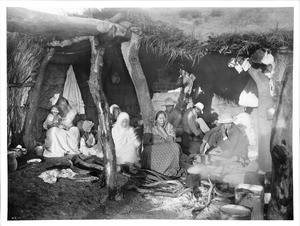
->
[155,110,167,120]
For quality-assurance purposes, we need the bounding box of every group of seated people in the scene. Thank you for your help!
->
[41,96,253,184]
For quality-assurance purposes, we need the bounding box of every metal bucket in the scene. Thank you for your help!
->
[235,184,264,220]
[220,204,252,220]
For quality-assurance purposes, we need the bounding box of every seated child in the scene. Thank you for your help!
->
[78,120,103,158]
[43,106,62,130]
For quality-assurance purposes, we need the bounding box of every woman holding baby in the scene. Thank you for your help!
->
[43,97,80,157]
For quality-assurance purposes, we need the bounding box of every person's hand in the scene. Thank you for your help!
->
[64,126,71,131]
[166,136,174,142]
[48,123,58,129]
[220,125,226,137]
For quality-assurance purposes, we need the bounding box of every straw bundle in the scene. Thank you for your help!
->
[7,32,44,147]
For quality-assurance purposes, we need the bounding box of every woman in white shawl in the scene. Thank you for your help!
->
[112,112,141,165]
[43,97,80,157]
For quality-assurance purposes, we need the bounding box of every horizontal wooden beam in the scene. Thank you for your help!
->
[7,8,131,40]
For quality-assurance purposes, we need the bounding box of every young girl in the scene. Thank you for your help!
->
[79,120,103,158]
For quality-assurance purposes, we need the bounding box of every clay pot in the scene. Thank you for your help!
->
[35,146,44,157]
[8,153,18,172]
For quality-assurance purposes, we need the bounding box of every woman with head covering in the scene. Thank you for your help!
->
[141,110,181,177]
[112,112,141,165]
[43,97,80,157]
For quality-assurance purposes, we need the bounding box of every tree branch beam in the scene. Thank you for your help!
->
[7,8,131,39]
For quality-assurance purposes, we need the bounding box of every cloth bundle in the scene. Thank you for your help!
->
[228,57,252,74]
[38,168,77,184]
[229,49,276,98]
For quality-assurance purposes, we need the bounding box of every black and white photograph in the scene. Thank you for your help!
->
[0,0,299,224]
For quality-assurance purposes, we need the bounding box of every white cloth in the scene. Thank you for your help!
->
[196,118,210,133]
[50,93,60,106]
[38,169,77,184]
[239,78,259,107]
[112,112,140,164]
[63,65,85,114]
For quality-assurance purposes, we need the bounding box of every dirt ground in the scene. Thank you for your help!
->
[8,153,180,220]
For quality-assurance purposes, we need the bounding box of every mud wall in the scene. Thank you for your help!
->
[34,63,68,143]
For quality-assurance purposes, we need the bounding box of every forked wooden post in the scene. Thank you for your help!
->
[121,31,155,132]
[267,61,293,220]
[88,36,119,200]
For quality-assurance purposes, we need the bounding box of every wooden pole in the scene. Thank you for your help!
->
[7,8,131,40]
[267,57,293,219]
[23,48,55,150]
[248,67,274,173]
[121,31,155,132]
[88,36,119,200]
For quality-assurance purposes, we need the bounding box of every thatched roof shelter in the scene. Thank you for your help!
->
[7,7,293,148]
[7,7,294,217]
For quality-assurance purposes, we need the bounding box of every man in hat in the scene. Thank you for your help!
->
[187,113,252,186]
[181,102,210,154]
[163,97,183,135]
[197,113,249,164]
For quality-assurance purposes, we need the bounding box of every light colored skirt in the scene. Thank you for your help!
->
[44,127,80,157]
[115,144,140,165]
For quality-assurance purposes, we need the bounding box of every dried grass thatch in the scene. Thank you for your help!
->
[69,8,293,66]
[7,32,44,147]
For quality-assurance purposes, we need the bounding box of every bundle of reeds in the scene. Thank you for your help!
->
[7,32,44,147]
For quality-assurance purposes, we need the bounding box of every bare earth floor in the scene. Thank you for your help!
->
[8,159,178,220]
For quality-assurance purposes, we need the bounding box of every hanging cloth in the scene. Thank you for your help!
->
[63,65,85,114]
[238,78,259,108]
